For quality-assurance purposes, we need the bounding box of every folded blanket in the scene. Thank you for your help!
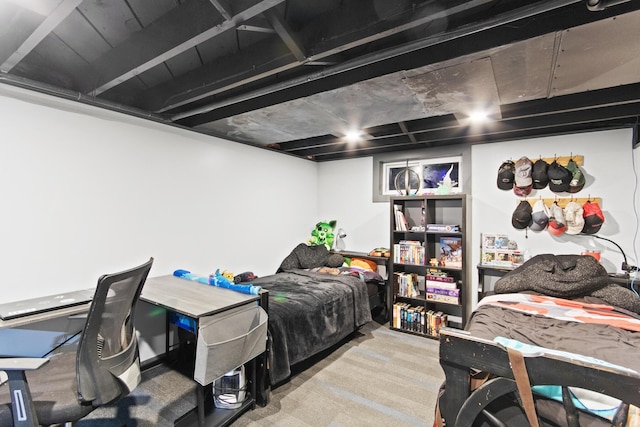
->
[494,254,640,314]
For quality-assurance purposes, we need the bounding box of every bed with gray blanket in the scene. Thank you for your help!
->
[436,254,640,427]
[252,244,373,387]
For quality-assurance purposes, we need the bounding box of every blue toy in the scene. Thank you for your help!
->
[173,269,261,295]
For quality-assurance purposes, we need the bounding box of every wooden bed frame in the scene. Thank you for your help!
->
[437,328,640,426]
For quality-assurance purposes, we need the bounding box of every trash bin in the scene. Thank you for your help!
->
[193,303,267,386]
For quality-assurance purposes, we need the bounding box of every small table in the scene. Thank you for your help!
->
[333,250,390,318]
[476,264,514,300]
[140,275,268,427]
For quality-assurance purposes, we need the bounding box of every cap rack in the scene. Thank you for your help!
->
[524,196,601,209]
[531,154,584,166]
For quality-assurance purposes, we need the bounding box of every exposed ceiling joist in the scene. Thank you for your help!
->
[1,0,639,162]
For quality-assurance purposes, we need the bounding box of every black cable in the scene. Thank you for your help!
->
[591,235,628,266]
[580,234,638,273]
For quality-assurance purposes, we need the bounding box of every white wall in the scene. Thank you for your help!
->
[3,83,639,313]
[0,85,318,303]
[318,128,640,310]
[470,129,638,303]
[317,157,389,252]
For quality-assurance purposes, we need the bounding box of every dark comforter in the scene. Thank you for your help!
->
[250,269,372,385]
[467,296,640,374]
[474,253,640,372]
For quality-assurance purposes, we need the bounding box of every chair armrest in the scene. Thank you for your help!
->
[0,358,49,371]
[0,358,49,426]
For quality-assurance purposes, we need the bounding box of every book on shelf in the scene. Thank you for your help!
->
[426,224,460,232]
[392,303,448,337]
[426,310,448,337]
[439,236,462,268]
[394,272,420,298]
[425,272,457,290]
[426,287,460,297]
[393,302,409,328]
[393,303,419,334]
[393,240,425,265]
[426,291,459,305]
[393,204,408,231]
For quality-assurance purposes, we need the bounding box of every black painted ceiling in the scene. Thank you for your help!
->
[2,0,639,161]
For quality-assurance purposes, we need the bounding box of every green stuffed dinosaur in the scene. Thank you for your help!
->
[308,220,337,250]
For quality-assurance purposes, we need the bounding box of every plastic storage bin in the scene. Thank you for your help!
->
[193,303,268,385]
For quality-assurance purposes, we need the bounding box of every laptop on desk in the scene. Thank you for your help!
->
[0,289,95,321]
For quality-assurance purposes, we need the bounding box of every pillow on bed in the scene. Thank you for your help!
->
[349,258,377,271]
[338,266,384,282]
[308,266,341,275]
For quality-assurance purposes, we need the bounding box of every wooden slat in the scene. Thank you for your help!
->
[529,154,584,166]
[524,196,601,208]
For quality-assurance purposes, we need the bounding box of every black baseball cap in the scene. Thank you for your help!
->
[512,200,533,229]
[547,160,571,193]
[532,159,549,189]
[497,160,515,190]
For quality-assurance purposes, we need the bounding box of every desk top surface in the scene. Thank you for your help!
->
[0,303,90,330]
[140,275,259,318]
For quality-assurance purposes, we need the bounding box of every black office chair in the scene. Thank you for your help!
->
[0,257,153,426]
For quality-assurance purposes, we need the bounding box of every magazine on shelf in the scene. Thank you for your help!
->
[439,236,462,267]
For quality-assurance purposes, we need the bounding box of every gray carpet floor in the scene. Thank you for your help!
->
[77,321,444,426]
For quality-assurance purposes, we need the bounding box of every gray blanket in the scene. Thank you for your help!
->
[494,254,640,314]
[277,243,344,272]
[251,269,371,385]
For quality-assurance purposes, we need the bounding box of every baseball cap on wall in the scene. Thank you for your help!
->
[513,183,533,197]
[497,160,516,190]
[547,160,572,193]
[530,199,550,231]
[566,159,586,193]
[513,157,533,196]
[582,200,605,234]
[531,158,549,189]
[512,200,533,229]
[564,201,585,235]
[547,202,566,236]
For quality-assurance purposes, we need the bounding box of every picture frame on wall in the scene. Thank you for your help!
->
[381,156,462,196]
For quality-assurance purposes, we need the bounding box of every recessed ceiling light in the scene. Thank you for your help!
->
[468,109,489,123]
[344,130,362,143]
